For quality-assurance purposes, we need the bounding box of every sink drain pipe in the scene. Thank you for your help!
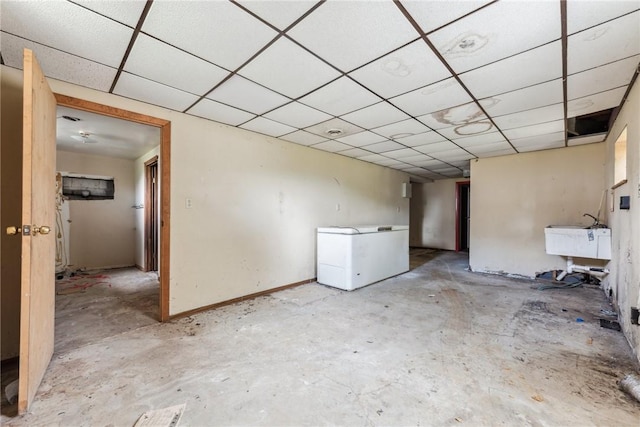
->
[556,257,610,281]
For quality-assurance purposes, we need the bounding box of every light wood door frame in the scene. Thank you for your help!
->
[144,156,159,272]
[54,94,171,322]
[18,48,57,414]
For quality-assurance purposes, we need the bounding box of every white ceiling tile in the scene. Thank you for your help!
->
[279,130,328,146]
[380,159,412,167]
[113,73,199,111]
[73,0,147,27]
[1,1,132,67]
[238,37,341,98]
[361,141,406,153]
[264,102,332,128]
[390,78,472,116]
[311,140,352,153]
[428,1,561,73]
[568,132,607,146]
[493,104,564,130]
[453,132,507,147]
[393,132,447,147]
[339,148,372,158]
[515,139,565,153]
[405,167,437,175]
[506,125,565,143]
[188,98,256,126]
[568,11,640,74]
[357,153,391,163]
[568,55,639,100]
[142,1,277,70]
[480,79,564,117]
[240,117,296,137]
[372,158,404,167]
[413,141,459,154]
[206,75,290,115]
[431,151,476,162]
[372,119,431,139]
[349,39,453,98]
[475,147,517,158]
[299,77,380,116]
[236,0,316,30]
[395,163,422,170]
[410,159,446,168]
[459,41,562,98]
[0,34,116,91]
[341,102,409,129]
[402,0,492,34]
[287,0,418,72]
[383,148,423,159]
[567,1,640,35]
[304,118,364,139]
[567,87,627,118]
[510,131,566,148]
[399,154,434,164]
[125,34,229,95]
[415,102,486,131]
[464,141,513,154]
[336,131,387,148]
[436,120,495,140]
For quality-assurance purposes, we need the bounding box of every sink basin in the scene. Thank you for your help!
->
[544,226,611,260]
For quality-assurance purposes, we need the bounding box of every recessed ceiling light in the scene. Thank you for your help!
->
[326,128,344,136]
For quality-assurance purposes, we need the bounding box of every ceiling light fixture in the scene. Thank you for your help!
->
[326,128,344,137]
[71,131,98,144]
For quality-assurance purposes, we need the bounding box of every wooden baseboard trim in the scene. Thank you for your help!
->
[168,278,316,321]
[135,264,146,272]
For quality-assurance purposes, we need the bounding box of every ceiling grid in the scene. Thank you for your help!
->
[1,0,638,180]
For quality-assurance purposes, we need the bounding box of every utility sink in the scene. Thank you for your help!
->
[544,226,611,260]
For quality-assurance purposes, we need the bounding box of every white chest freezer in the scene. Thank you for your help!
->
[317,225,409,291]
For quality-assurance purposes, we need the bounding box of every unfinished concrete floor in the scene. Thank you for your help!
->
[2,250,639,426]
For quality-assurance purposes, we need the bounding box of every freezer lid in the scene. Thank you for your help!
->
[317,225,408,234]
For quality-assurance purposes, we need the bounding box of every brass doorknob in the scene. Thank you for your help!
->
[34,225,51,235]
[6,226,21,235]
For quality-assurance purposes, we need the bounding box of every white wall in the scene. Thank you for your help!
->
[603,80,640,363]
[469,144,606,278]
[134,146,160,269]
[410,178,469,250]
[56,150,136,270]
[2,67,409,316]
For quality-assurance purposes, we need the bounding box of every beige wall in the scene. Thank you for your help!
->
[469,143,606,278]
[56,151,136,270]
[134,146,160,270]
[603,80,639,362]
[1,67,23,359]
[1,65,409,325]
[410,178,469,250]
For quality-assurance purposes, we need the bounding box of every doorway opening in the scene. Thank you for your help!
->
[456,181,471,252]
[55,94,171,321]
[145,156,159,272]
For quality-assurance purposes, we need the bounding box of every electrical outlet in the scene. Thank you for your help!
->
[185,198,193,209]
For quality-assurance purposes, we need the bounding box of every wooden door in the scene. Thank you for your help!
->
[145,156,159,272]
[18,48,57,413]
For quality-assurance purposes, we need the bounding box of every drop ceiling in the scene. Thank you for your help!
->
[1,0,638,180]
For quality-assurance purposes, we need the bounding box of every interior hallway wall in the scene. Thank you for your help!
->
[57,150,136,270]
[0,66,409,320]
[409,178,469,250]
[469,143,606,278]
[0,66,23,360]
[603,79,639,363]
[134,146,160,270]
